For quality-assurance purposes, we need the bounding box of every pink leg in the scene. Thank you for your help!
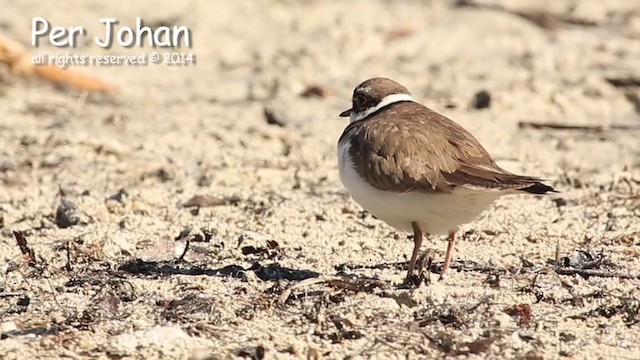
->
[403,222,423,284]
[439,231,456,282]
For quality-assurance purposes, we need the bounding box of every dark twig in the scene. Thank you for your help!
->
[554,267,640,280]
[65,241,73,271]
[518,121,640,132]
[0,292,23,298]
[13,231,36,265]
[455,0,598,29]
[182,195,241,208]
[605,77,640,88]
[337,256,640,281]
[336,259,501,275]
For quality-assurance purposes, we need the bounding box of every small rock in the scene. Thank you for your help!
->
[471,90,491,109]
[263,105,286,127]
[108,189,129,203]
[55,199,81,228]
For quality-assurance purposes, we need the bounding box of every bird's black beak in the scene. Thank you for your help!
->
[339,108,352,117]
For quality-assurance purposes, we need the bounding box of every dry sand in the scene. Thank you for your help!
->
[1,0,639,359]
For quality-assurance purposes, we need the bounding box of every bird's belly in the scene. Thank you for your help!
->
[338,143,500,235]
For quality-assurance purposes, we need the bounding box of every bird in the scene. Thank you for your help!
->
[337,77,557,284]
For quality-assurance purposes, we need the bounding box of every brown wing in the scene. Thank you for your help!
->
[340,102,553,194]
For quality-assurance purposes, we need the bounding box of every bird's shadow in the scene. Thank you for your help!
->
[117,250,640,288]
[116,257,493,284]
[117,258,321,282]
[116,255,508,288]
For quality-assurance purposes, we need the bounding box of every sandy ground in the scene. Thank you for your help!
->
[1,0,639,359]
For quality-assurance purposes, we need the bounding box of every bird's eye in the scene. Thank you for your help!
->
[354,94,367,108]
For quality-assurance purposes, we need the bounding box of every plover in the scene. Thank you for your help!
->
[337,77,556,284]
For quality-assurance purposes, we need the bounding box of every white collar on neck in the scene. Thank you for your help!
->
[350,93,414,123]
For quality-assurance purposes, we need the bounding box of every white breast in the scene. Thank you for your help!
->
[337,141,502,235]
